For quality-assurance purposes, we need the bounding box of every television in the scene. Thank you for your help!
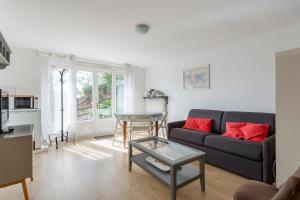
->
[0,89,9,132]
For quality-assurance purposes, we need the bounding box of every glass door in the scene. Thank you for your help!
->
[76,66,125,136]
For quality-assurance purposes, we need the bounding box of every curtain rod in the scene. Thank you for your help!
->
[35,49,124,68]
[75,57,123,68]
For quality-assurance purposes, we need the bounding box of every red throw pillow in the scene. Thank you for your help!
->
[223,122,246,139]
[183,117,213,133]
[223,129,244,139]
[226,122,246,131]
[241,123,270,142]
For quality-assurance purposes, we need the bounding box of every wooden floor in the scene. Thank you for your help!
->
[0,136,248,200]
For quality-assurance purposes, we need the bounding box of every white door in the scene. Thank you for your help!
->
[76,66,125,136]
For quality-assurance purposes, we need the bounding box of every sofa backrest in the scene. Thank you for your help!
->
[188,109,224,133]
[221,111,276,135]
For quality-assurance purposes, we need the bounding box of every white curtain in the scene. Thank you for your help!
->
[40,53,76,143]
[124,63,134,112]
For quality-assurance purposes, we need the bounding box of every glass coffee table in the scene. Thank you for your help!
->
[128,137,206,200]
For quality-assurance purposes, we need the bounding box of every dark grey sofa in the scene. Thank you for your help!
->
[167,109,276,184]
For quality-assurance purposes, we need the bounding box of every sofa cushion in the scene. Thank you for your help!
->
[223,129,244,139]
[183,117,213,133]
[188,109,224,133]
[223,122,246,139]
[170,128,215,145]
[241,123,270,143]
[221,111,275,135]
[204,135,263,161]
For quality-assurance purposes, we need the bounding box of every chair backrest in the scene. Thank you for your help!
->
[272,167,300,200]
[114,113,118,118]
[161,112,168,122]
[159,112,168,128]
[130,115,153,123]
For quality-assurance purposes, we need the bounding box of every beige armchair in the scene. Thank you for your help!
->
[235,167,300,200]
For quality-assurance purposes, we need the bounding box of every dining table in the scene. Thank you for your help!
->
[115,112,163,147]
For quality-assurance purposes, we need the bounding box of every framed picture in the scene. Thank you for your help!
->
[183,64,210,90]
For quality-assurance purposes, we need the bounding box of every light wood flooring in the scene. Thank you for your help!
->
[0,136,248,200]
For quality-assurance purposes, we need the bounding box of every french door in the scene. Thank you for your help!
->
[76,66,124,136]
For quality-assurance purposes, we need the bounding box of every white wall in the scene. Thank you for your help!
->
[146,23,300,121]
[0,47,41,97]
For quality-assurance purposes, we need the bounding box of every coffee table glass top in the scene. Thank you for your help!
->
[130,137,205,163]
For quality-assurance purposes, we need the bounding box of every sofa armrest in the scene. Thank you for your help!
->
[167,120,186,139]
[263,134,276,184]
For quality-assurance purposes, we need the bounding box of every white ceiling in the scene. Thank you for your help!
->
[1,0,300,67]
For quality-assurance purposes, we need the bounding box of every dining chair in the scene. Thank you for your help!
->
[158,112,168,139]
[149,112,168,139]
[128,116,153,141]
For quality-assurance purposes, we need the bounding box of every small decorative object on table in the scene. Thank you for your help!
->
[146,156,171,172]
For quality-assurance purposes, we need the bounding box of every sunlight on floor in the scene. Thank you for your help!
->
[89,137,128,153]
[64,143,113,160]
[89,133,153,153]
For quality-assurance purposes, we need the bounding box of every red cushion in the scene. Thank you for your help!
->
[183,117,213,133]
[223,129,244,139]
[223,122,246,139]
[226,122,246,131]
[241,123,270,142]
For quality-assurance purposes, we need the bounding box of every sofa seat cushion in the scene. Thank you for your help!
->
[170,128,214,145]
[204,135,262,161]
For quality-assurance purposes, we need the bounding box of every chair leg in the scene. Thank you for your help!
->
[66,132,69,142]
[21,179,29,200]
[150,122,153,136]
[55,137,58,149]
[164,121,168,139]
[48,135,52,145]
[162,127,166,139]
[73,131,77,145]
[113,121,118,145]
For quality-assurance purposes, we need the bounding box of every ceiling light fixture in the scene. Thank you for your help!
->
[135,24,150,35]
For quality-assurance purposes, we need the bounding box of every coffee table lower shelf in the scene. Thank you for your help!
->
[131,153,201,189]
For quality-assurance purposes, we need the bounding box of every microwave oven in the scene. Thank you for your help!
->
[11,95,38,109]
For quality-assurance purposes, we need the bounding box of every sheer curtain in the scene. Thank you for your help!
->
[124,63,134,112]
[39,53,76,143]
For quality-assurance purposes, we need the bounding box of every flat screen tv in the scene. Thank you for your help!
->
[0,89,9,132]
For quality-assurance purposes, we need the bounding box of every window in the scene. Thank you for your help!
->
[76,71,93,121]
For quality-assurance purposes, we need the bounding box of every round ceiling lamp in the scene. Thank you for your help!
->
[135,24,150,35]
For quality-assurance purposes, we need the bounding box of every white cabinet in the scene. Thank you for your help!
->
[8,109,42,149]
[276,48,300,186]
